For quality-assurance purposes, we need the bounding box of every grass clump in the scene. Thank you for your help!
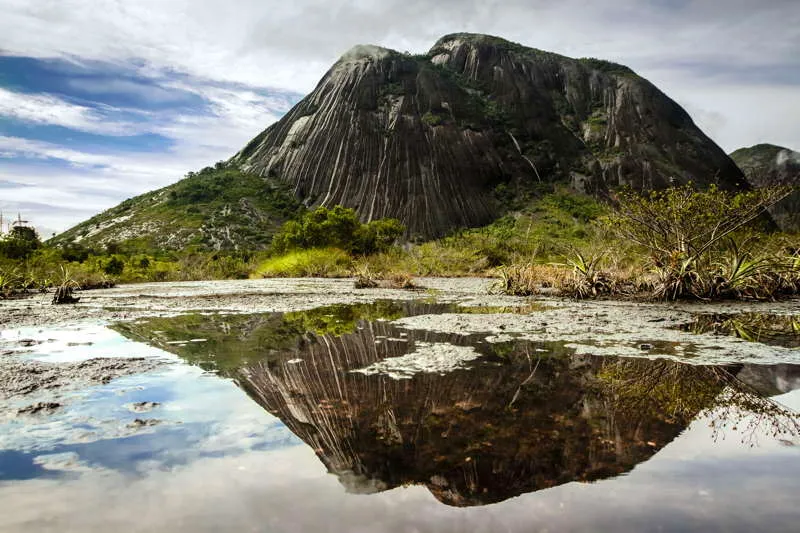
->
[352,263,418,290]
[496,264,565,296]
[253,248,351,278]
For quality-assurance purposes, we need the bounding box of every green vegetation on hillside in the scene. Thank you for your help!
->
[50,164,302,252]
[252,206,404,278]
[271,205,404,255]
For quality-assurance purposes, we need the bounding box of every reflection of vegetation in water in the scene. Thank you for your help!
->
[453,303,548,314]
[597,359,800,444]
[281,301,405,337]
[113,300,466,374]
[234,313,800,506]
[682,313,800,348]
[114,300,551,374]
[114,312,299,374]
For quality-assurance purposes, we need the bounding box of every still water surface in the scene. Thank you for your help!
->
[1,301,799,532]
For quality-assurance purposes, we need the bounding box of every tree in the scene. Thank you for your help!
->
[0,226,42,260]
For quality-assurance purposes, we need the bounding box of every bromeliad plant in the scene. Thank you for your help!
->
[52,266,81,305]
[0,267,20,298]
[559,250,615,299]
[709,239,779,300]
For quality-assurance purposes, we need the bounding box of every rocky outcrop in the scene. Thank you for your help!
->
[730,144,800,232]
[234,33,746,238]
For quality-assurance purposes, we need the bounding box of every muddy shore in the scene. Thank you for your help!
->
[2,278,800,405]
[3,277,800,330]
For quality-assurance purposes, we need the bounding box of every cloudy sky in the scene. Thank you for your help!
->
[1,0,798,235]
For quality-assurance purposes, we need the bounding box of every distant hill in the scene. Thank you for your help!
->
[54,33,749,250]
[730,144,800,232]
[50,165,301,251]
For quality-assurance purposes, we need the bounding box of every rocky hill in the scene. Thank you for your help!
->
[234,33,746,238]
[730,144,800,232]
[53,33,748,249]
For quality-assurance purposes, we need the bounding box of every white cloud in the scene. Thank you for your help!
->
[0,81,291,232]
[655,82,800,153]
[0,87,139,135]
[0,0,797,147]
[66,78,194,104]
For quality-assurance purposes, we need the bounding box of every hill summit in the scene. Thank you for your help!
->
[730,143,800,232]
[234,33,745,239]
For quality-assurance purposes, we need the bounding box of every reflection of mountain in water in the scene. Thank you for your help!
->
[116,304,800,507]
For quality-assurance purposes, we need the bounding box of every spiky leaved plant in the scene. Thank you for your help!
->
[0,267,20,298]
[52,265,81,304]
[558,250,615,299]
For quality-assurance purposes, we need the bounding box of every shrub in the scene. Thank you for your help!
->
[608,184,793,300]
[609,184,789,264]
[272,206,403,255]
[103,256,125,276]
[421,111,444,127]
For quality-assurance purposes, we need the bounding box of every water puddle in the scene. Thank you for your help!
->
[1,301,800,531]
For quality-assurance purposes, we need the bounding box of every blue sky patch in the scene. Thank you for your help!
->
[0,54,300,234]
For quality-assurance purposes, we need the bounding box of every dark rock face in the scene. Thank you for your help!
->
[730,144,800,232]
[235,33,746,238]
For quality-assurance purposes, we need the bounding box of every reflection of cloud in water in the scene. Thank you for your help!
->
[236,319,800,506]
[0,324,170,363]
[1,400,799,533]
[0,349,300,478]
[114,306,800,508]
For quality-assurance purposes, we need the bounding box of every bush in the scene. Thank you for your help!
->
[103,256,125,276]
[608,184,793,300]
[609,184,789,263]
[272,206,403,255]
[421,111,444,127]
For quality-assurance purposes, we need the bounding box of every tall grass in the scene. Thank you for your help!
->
[252,248,352,278]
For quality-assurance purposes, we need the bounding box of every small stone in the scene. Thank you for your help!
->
[128,418,161,428]
[17,402,62,415]
[128,401,161,413]
[639,343,654,351]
